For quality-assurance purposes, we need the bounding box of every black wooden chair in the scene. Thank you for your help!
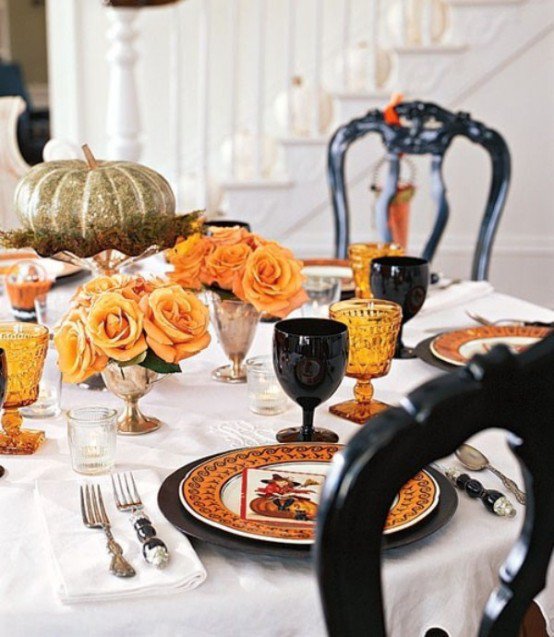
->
[315,333,554,637]
[327,101,511,280]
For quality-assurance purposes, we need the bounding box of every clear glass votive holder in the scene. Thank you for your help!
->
[246,356,288,416]
[301,276,341,318]
[21,346,62,419]
[67,407,118,475]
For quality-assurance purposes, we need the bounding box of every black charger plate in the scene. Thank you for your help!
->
[414,336,459,372]
[158,454,458,558]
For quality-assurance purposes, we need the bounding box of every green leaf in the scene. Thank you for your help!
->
[139,349,181,374]
[118,351,147,368]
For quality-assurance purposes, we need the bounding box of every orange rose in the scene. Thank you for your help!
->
[167,234,212,289]
[74,274,130,307]
[86,292,147,362]
[120,276,169,303]
[243,233,278,250]
[54,308,108,383]
[139,285,211,364]
[233,244,307,317]
[206,225,250,246]
[202,242,253,289]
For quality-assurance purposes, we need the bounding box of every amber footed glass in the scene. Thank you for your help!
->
[0,322,49,454]
[328,299,402,424]
[348,243,404,299]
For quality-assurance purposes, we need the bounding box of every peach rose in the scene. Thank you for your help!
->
[74,274,130,307]
[167,234,212,289]
[120,276,169,303]
[202,242,253,289]
[86,292,147,362]
[54,308,108,383]
[243,233,278,251]
[206,225,250,246]
[139,285,211,364]
[233,243,307,317]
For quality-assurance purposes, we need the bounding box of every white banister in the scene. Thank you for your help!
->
[229,0,239,179]
[197,0,210,207]
[313,0,323,136]
[285,0,296,136]
[254,0,266,179]
[368,0,379,90]
[170,2,183,204]
[342,0,351,91]
[106,7,142,161]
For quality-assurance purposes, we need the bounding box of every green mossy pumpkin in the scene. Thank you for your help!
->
[12,158,177,257]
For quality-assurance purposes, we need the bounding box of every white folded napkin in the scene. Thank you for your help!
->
[35,469,206,604]
[420,280,493,317]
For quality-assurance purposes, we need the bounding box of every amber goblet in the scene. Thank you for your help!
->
[348,242,404,299]
[0,322,49,454]
[328,299,402,424]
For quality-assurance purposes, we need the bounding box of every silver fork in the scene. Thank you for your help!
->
[80,484,136,578]
[111,472,169,568]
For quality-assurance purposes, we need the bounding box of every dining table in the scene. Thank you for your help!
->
[0,270,553,637]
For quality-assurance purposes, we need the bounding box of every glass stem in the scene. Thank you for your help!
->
[354,379,374,404]
[231,356,242,379]
[1,408,22,436]
[300,409,314,442]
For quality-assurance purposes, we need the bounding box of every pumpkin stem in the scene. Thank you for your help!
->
[82,144,99,169]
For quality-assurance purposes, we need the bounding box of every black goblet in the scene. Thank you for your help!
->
[206,220,251,232]
[370,256,429,359]
[273,318,349,443]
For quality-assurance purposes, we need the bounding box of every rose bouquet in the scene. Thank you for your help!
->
[166,225,307,318]
[54,274,211,382]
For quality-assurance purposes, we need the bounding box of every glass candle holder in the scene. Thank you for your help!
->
[301,275,341,318]
[348,243,404,299]
[67,407,118,475]
[5,261,53,323]
[20,346,62,419]
[246,356,288,416]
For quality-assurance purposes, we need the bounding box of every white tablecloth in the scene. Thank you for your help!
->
[0,281,553,637]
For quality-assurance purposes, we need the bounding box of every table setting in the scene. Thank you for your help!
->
[0,147,552,637]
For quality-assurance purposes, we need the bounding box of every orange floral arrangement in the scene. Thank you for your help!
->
[54,274,211,382]
[167,226,308,318]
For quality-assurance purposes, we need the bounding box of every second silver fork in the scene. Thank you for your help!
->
[111,472,170,569]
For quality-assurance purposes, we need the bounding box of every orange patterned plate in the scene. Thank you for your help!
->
[431,325,551,367]
[179,443,440,544]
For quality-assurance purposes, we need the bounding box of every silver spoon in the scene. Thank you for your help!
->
[455,444,526,505]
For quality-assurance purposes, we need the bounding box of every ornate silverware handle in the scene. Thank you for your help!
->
[488,466,526,505]
[105,531,136,578]
[132,515,170,568]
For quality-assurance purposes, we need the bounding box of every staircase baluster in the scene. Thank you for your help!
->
[421,0,433,46]
[254,0,266,179]
[286,0,296,137]
[197,0,210,207]
[368,0,379,90]
[342,0,351,91]
[229,0,239,180]
[170,2,183,205]
[313,0,324,137]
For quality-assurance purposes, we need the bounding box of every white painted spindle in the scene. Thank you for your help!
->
[285,0,296,136]
[368,0,379,90]
[399,0,408,46]
[197,0,210,207]
[106,8,142,161]
[170,3,183,204]
[254,0,266,179]
[420,0,433,46]
[229,0,239,179]
[313,0,323,136]
[342,0,351,91]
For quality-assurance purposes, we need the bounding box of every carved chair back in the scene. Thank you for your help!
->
[315,334,554,636]
[328,101,511,280]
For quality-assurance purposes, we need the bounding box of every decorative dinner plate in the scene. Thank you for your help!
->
[178,443,440,545]
[430,325,551,366]
[302,258,355,298]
